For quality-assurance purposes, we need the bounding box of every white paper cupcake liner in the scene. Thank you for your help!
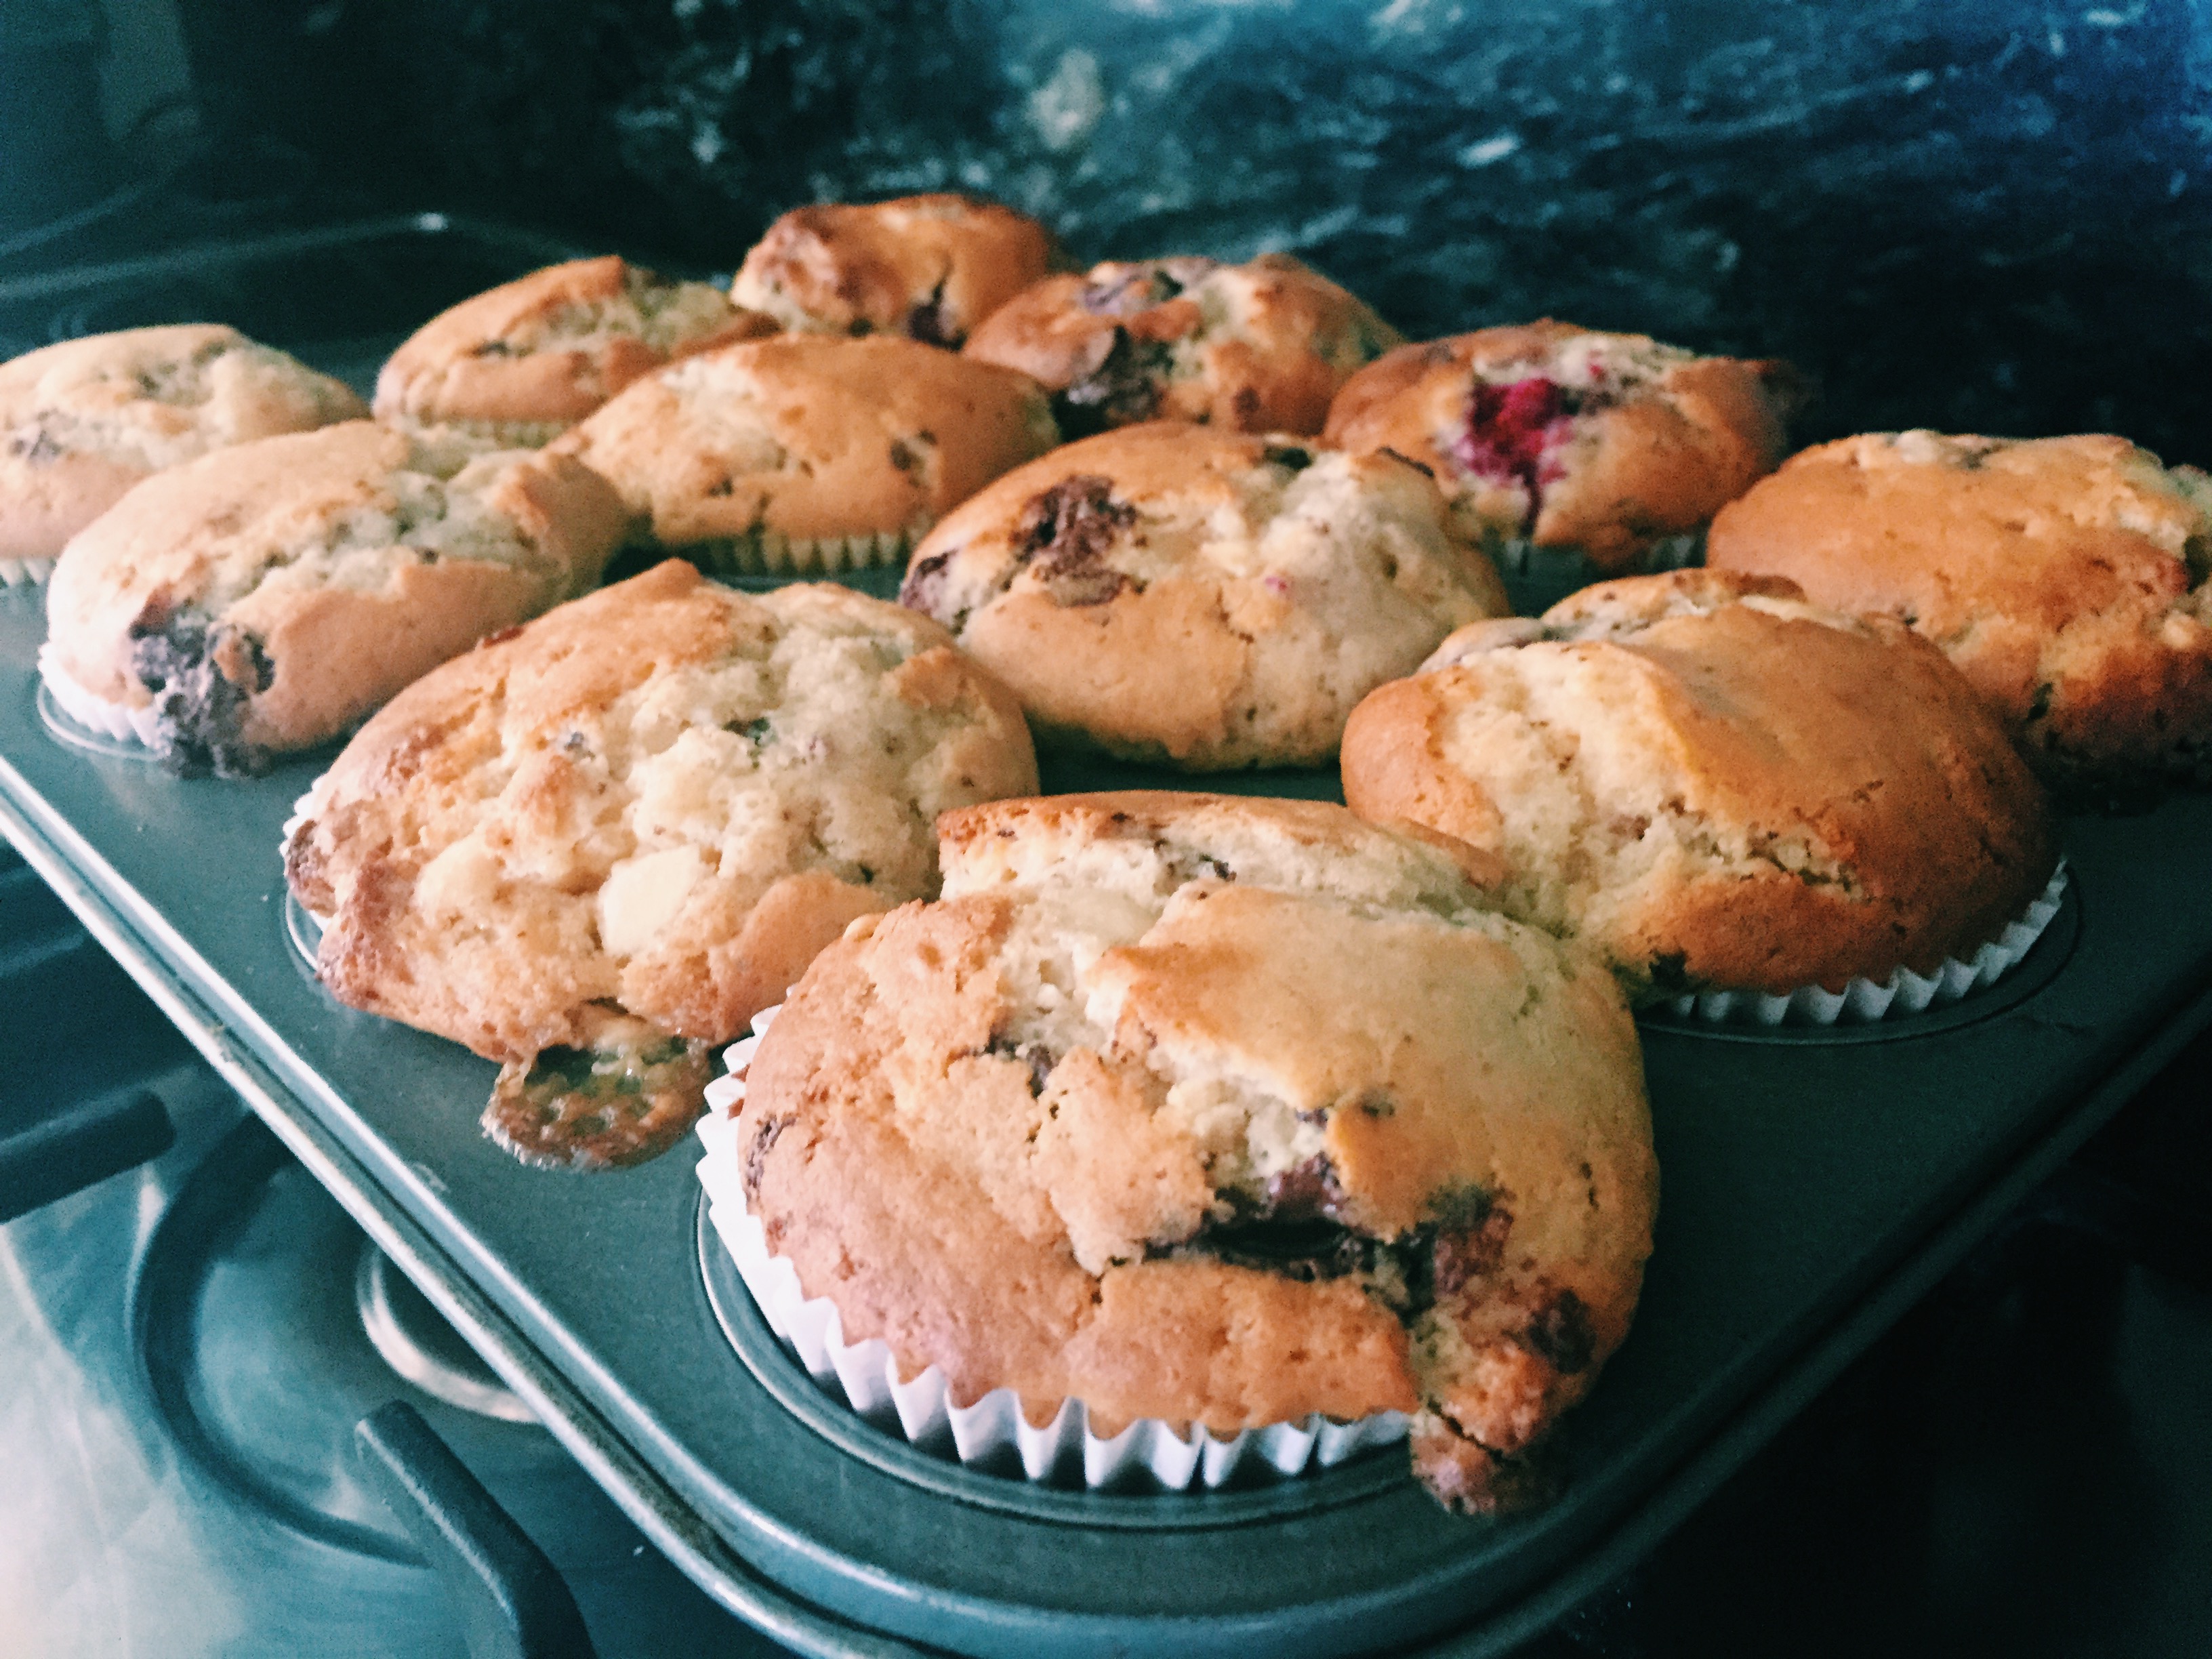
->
[695,1007,1408,1492]
[37,642,165,747]
[1662,861,2070,1027]
[1,554,55,587]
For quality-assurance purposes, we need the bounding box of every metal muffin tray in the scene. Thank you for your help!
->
[7,219,2212,1658]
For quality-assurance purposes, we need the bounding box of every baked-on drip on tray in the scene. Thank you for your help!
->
[42,421,626,775]
[897,423,1509,769]
[373,255,777,447]
[1,324,365,577]
[283,560,1038,1168]
[962,253,1401,438]
[729,792,1657,1511]
[550,334,1059,575]
[1707,430,2212,798]
[731,194,1058,348]
[1323,321,1803,575]
[1341,569,2059,1003]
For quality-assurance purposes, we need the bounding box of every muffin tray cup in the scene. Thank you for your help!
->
[5,222,2212,1658]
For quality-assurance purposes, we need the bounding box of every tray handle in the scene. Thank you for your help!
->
[0,1085,173,1225]
[355,1399,598,1659]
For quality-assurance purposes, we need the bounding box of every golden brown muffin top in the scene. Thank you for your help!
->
[1707,430,2212,789]
[1343,568,2058,996]
[963,253,1401,436]
[1324,321,1801,571]
[731,194,1058,347]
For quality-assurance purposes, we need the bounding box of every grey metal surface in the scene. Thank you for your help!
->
[7,559,2212,1656]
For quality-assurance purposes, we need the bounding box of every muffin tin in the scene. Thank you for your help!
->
[5,221,2212,1658]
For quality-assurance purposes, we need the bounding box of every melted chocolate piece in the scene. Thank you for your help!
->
[1522,1289,1595,1374]
[905,283,956,347]
[1058,331,1174,436]
[1261,444,1314,472]
[1014,474,1137,606]
[898,549,957,623]
[1431,1204,1514,1298]
[482,1033,714,1170]
[127,610,276,777]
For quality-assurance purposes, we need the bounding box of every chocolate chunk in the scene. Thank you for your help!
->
[1523,1290,1595,1374]
[1265,1153,1349,1223]
[898,549,957,623]
[905,284,956,348]
[1058,331,1173,436]
[127,609,276,777]
[1013,474,1137,607]
[1431,1204,1513,1298]
[1261,445,1314,472]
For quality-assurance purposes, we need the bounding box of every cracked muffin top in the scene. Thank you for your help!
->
[1340,569,2057,999]
[962,253,1401,438]
[373,256,777,447]
[1,325,365,565]
[550,333,1059,574]
[44,420,626,775]
[1322,321,1801,573]
[730,194,1058,348]
[284,560,1037,1081]
[731,791,1656,1513]
[1706,431,2212,796]
[898,423,1509,769]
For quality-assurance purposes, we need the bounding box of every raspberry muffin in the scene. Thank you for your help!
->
[43,422,626,775]
[898,424,1509,769]
[731,194,1058,348]
[962,253,1401,438]
[1341,569,2058,1000]
[373,255,776,447]
[552,335,1059,575]
[730,792,1658,1512]
[1324,322,1801,575]
[283,560,1038,1167]
[1708,431,2212,794]
[1,325,365,578]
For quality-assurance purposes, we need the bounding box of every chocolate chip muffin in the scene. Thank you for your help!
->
[1323,322,1801,575]
[1707,431,2212,796]
[551,334,1059,574]
[1341,569,2059,1000]
[283,560,1038,1166]
[962,253,1401,438]
[731,194,1058,348]
[898,424,1509,769]
[731,792,1657,1512]
[1,325,365,577]
[373,256,776,447]
[43,421,626,775]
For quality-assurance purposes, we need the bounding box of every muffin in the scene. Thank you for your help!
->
[725,792,1658,1512]
[962,253,1401,438]
[43,421,626,776]
[0,325,365,577]
[1340,569,2059,1001]
[730,194,1057,348]
[283,560,1039,1166]
[898,424,1510,769]
[1323,322,1801,575]
[1707,431,2212,794]
[550,335,1059,575]
[373,255,776,447]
